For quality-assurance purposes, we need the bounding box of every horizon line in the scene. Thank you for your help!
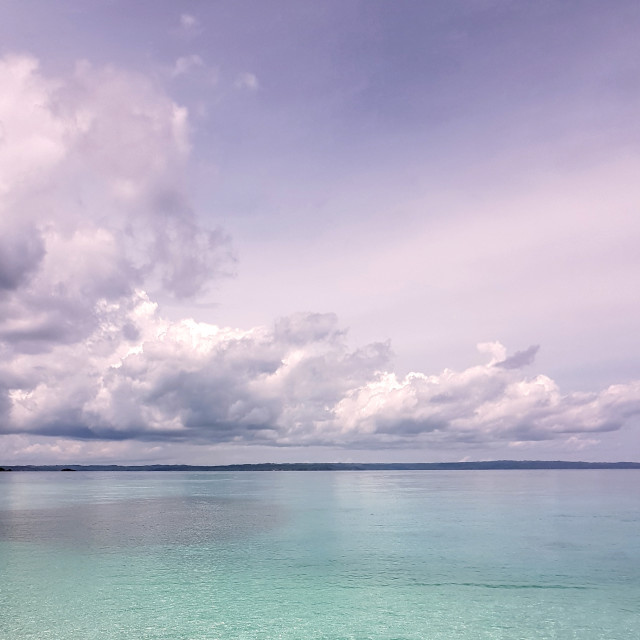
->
[2,460,640,471]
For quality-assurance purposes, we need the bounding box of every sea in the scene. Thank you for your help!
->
[0,470,638,639]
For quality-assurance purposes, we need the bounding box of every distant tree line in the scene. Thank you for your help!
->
[2,461,640,472]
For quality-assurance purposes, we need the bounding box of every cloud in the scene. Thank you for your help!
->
[2,287,639,452]
[0,54,232,360]
[171,55,204,78]
[0,226,46,291]
[1,53,639,462]
[180,14,197,29]
[235,72,259,91]
[495,344,540,369]
[332,360,640,448]
[178,13,201,36]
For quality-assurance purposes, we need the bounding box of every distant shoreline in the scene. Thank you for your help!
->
[1,461,640,472]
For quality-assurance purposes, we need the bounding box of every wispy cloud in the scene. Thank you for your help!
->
[178,13,201,37]
[235,72,259,91]
[171,54,204,78]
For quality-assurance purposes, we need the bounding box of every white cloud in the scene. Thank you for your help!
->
[2,286,639,454]
[332,361,640,448]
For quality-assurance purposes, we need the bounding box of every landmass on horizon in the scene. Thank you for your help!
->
[2,461,639,472]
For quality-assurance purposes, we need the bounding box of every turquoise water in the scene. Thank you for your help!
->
[1,471,638,639]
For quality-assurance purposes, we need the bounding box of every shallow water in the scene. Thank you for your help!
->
[1,470,638,639]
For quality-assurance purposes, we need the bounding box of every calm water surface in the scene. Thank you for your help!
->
[1,470,638,639]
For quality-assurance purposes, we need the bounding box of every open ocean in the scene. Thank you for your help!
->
[1,470,638,639]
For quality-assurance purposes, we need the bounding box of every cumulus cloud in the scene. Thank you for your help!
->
[2,289,639,452]
[1,53,639,462]
[0,54,231,360]
[332,360,640,448]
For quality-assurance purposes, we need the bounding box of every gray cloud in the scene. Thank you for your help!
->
[0,228,45,291]
[495,345,540,369]
[0,54,232,359]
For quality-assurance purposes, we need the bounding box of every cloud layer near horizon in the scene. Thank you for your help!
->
[1,54,640,460]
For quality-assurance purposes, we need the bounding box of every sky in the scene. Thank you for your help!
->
[1,0,640,464]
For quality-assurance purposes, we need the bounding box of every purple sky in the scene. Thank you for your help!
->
[1,0,640,464]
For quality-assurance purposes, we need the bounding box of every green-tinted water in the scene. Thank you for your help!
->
[1,471,638,639]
